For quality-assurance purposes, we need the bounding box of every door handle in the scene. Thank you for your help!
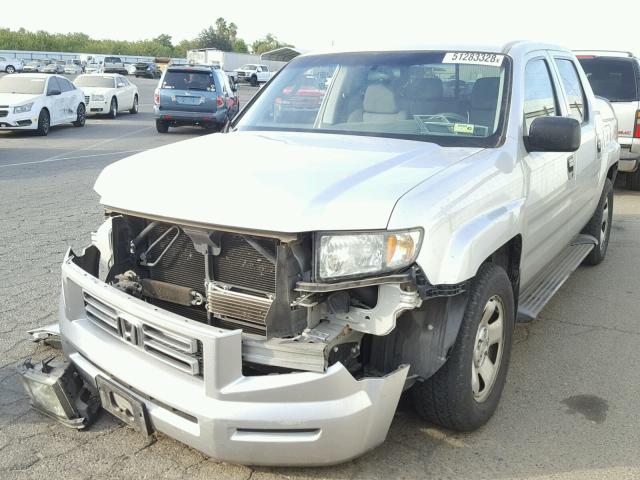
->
[567,155,576,180]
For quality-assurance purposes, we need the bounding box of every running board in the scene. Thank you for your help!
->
[517,234,597,323]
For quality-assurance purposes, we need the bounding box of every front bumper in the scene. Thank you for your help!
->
[0,110,36,130]
[59,249,407,466]
[85,98,111,114]
[153,107,224,125]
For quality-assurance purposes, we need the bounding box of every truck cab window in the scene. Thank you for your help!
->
[523,59,559,134]
[555,59,588,123]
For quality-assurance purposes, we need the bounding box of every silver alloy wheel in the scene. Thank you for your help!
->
[472,295,505,402]
[600,196,609,251]
[41,111,50,133]
[6,66,15,74]
[111,99,117,117]
[132,97,138,113]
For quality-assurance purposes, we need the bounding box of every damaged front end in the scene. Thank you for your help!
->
[23,211,468,465]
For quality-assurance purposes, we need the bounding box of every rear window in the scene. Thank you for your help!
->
[578,57,639,102]
[104,57,121,63]
[161,70,216,92]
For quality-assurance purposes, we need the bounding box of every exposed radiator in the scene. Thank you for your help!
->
[206,283,272,331]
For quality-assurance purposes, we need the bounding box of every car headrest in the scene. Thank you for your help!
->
[363,83,399,114]
[408,77,443,100]
[471,77,501,110]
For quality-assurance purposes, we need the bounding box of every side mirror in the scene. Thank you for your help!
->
[231,82,238,92]
[526,116,581,153]
[48,88,61,96]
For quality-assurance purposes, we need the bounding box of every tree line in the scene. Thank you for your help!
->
[0,18,292,58]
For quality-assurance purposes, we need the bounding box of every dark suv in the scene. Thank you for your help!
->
[135,62,161,79]
[154,65,240,133]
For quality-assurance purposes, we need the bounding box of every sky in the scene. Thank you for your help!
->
[2,0,639,55]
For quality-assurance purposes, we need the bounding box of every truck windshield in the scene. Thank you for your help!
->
[0,76,45,94]
[235,51,511,146]
[577,57,639,102]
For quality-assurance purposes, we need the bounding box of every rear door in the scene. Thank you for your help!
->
[57,77,78,120]
[159,69,218,113]
[577,56,640,148]
[551,54,600,224]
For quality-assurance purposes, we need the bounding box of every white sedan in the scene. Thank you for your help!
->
[0,74,86,135]
[74,74,139,118]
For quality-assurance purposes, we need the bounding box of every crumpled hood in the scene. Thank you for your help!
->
[95,131,481,232]
[0,93,40,106]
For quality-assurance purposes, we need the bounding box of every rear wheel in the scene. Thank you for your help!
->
[155,119,169,133]
[582,178,613,265]
[5,65,15,74]
[129,95,138,114]
[35,109,50,136]
[73,103,86,127]
[626,169,640,191]
[412,263,514,431]
[107,97,117,119]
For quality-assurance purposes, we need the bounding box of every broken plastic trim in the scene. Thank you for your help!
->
[18,358,100,429]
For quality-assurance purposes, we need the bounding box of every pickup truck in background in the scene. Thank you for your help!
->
[576,50,640,190]
[234,63,274,86]
[22,42,619,466]
[103,56,127,74]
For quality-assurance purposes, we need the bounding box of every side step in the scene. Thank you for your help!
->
[517,234,597,323]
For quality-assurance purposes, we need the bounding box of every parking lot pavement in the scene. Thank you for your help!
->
[1,74,640,479]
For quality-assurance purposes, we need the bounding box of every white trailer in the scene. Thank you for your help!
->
[186,49,286,82]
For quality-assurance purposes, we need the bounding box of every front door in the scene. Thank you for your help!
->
[520,55,577,287]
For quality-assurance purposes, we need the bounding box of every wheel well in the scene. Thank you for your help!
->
[483,235,522,301]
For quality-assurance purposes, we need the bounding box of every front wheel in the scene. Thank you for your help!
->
[129,95,138,114]
[155,119,169,133]
[107,97,117,119]
[412,263,514,431]
[73,103,86,127]
[35,109,50,136]
[5,65,15,74]
[582,178,613,265]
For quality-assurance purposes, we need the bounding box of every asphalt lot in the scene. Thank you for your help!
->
[1,74,640,480]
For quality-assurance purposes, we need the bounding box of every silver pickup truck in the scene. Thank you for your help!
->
[21,41,619,466]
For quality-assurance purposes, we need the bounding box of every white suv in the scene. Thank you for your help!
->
[577,50,640,190]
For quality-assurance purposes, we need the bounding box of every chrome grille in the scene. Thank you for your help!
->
[0,110,8,118]
[207,283,271,330]
[83,292,119,335]
[83,291,203,377]
[141,324,202,376]
[84,95,90,104]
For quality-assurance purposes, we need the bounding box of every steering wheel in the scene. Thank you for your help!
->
[423,112,468,123]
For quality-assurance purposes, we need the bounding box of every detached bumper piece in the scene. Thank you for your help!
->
[18,358,100,429]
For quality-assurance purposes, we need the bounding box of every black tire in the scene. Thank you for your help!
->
[204,122,221,132]
[129,95,138,114]
[155,119,169,133]
[582,178,613,265]
[5,65,15,74]
[250,74,258,87]
[412,263,515,432]
[73,103,86,127]
[35,109,50,136]
[107,97,117,119]
[626,169,640,191]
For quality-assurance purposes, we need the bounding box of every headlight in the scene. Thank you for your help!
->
[91,94,105,101]
[13,102,33,114]
[316,229,422,281]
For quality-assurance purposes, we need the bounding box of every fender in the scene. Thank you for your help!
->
[434,198,525,285]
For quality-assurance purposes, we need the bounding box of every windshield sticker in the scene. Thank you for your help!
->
[453,123,475,134]
[443,52,504,66]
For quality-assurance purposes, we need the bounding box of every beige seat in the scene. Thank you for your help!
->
[348,83,407,123]
[404,77,447,116]
[468,77,501,130]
